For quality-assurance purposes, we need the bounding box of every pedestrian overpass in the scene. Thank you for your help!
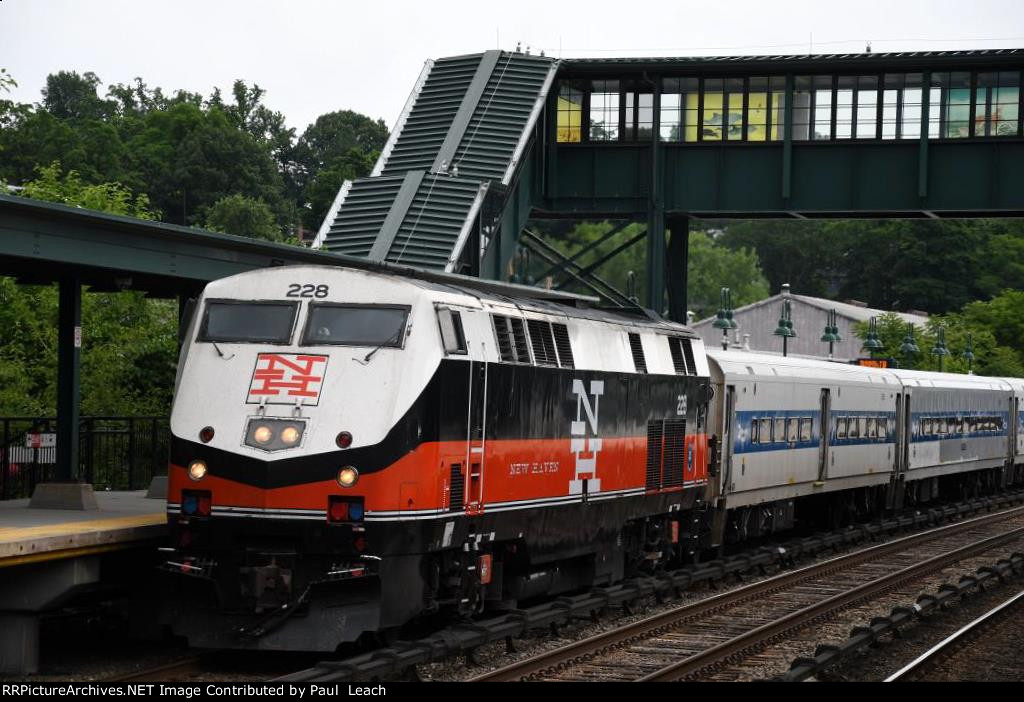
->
[315,48,1024,318]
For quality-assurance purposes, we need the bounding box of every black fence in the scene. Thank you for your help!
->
[0,417,170,500]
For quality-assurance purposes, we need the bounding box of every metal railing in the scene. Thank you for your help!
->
[0,417,169,500]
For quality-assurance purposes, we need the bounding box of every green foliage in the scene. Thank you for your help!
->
[853,303,1024,378]
[718,218,1024,315]
[0,68,16,94]
[533,223,768,317]
[685,231,770,320]
[204,194,282,242]
[21,162,156,219]
[1,170,176,416]
[301,147,377,230]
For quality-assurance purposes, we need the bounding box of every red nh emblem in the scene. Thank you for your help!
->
[247,354,328,405]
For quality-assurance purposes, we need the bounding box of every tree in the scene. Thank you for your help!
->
[2,169,177,416]
[204,194,282,242]
[41,70,112,121]
[301,147,376,230]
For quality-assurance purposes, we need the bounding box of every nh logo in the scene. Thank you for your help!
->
[569,379,604,495]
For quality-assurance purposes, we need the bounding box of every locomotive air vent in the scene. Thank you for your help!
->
[551,323,575,369]
[628,333,647,374]
[527,319,559,367]
[667,336,698,376]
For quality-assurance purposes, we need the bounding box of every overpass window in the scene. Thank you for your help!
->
[557,82,583,143]
[793,76,812,140]
[589,80,620,141]
[624,90,654,141]
[813,75,833,140]
[726,78,745,141]
[856,76,879,139]
[702,78,724,140]
[976,71,1020,137]
[660,77,699,142]
[901,74,924,139]
[748,77,769,141]
[836,76,854,139]
[931,72,971,138]
[770,77,786,140]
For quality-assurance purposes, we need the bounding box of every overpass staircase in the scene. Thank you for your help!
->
[312,50,558,276]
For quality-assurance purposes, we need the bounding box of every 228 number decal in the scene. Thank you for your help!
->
[286,284,329,298]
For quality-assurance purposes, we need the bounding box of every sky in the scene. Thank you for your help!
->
[2,0,1024,134]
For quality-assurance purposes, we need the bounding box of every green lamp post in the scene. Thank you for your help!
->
[931,325,950,372]
[712,287,737,350]
[820,308,841,359]
[773,298,796,357]
[900,323,920,367]
[862,317,884,359]
[962,332,975,375]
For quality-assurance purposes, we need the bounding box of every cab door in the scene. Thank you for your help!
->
[465,356,488,513]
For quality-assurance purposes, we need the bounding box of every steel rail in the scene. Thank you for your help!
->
[641,523,1024,681]
[473,504,1024,682]
[884,585,1024,682]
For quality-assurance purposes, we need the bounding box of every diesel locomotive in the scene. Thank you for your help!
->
[161,262,1023,651]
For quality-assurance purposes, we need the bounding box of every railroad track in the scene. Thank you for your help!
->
[471,505,1024,682]
[109,656,203,682]
[884,586,1024,682]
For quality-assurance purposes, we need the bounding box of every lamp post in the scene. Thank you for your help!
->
[820,308,841,359]
[773,298,796,357]
[962,332,975,375]
[931,325,950,372]
[712,287,737,350]
[862,316,884,359]
[900,323,920,368]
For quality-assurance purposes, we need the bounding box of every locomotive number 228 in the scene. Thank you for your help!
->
[286,284,329,298]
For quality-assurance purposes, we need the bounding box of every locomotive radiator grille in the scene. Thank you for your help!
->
[662,419,687,488]
[449,462,465,511]
[646,420,664,490]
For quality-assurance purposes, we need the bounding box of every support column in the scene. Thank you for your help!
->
[56,275,81,482]
[32,276,95,509]
[646,208,665,312]
[667,217,690,323]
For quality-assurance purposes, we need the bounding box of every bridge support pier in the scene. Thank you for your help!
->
[667,218,689,323]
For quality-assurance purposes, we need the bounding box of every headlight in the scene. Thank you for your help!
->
[253,425,274,444]
[337,466,359,488]
[280,426,301,446]
[188,460,207,481]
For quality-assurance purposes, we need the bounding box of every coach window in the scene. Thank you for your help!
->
[437,308,467,355]
[836,417,848,439]
[866,417,877,438]
[758,418,772,443]
[799,418,812,442]
[774,417,786,443]
[848,417,860,439]
[787,418,799,442]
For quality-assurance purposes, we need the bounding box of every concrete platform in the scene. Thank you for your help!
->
[0,490,166,567]
[0,490,167,674]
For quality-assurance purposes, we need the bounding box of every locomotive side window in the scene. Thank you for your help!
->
[302,304,409,347]
[437,308,467,355]
[628,333,648,374]
[198,300,298,344]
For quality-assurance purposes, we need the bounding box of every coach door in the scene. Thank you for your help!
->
[465,355,488,513]
[817,388,831,482]
[721,385,736,493]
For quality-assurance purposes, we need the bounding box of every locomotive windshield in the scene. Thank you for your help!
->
[198,300,298,343]
[302,304,409,347]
